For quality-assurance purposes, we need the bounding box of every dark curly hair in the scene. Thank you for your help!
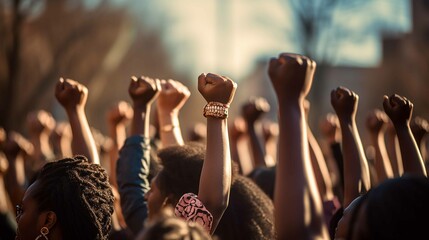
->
[155,143,274,239]
[32,155,114,240]
[156,142,205,205]
[214,175,275,240]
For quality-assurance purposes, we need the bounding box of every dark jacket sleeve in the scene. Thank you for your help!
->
[116,135,151,236]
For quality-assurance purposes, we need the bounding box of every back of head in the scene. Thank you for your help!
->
[136,207,212,240]
[34,156,114,240]
[249,166,276,200]
[214,175,275,240]
[358,175,429,240]
[156,142,206,204]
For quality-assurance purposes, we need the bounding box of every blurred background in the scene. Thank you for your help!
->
[1,0,428,145]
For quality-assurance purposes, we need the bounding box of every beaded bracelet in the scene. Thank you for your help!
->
[203,102,229,119]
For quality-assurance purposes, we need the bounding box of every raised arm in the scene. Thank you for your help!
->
[241,97,270,169]
[228,117,253,175]
[197,73,236,233]
[26,110,56,163]
[50,121,73,158]
[383,94,426,176]
[116,76,160,235]
[262,120,279,167]
[331,87,370,207]
[3,131,33,207]
[269,53,328,240]
[305,100,335,203]
[107,101,133,188]
[385,120,403,176]
[55,78,99,164]
[318,113,343,201]
[156,79,190,148]
[410,116,429,173]
[365,109,393,185]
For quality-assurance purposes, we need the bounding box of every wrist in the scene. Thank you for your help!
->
[203,102,229,119]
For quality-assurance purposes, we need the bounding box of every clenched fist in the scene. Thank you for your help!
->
[268,53,316,102]
[55,78,88,111]
[197,73,237,105]
[383,94,413,126]
[331,87,359,120]
[128,76,161,108]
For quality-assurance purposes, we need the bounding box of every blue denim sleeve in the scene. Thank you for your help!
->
[116,135,151,236]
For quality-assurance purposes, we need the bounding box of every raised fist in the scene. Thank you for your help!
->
[26,110,56,135]
[128,76,161,108]
[229,117,247,140]
[366,109,388,134]
[268,53,316,101]
[319,113,340,143]
[197,73,237,105]
[157,79,191,114]
[262,120,279,142]
[242,97,270,124]
[383,94,413,126]
[3,131,34,158]
[55,78,88,110]
[410,116,429,143]
[331,87,359,120]
[107,101,133,126]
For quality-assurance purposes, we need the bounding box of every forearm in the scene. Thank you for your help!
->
[229,136,243,174]
[4,154,25,206]
[385,131,403,176]
[39,133,54,160]
[247,124,267,168]
[131,106,150,137]
[0,177,9,213]
[340,119,370,206]
[67,108,99,164]
[371,132,393,184]
[275,102,325,239]
[395,125,427,176]
[308,128,334,200]
[198,118,231,233]
[157,111,184,148]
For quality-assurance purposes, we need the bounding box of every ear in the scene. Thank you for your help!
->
[40,211,57,230]
[164,194,176,206]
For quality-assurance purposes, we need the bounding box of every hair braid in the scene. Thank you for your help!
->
[33,155,114,240]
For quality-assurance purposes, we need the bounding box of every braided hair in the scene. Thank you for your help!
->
[32,155,114,240]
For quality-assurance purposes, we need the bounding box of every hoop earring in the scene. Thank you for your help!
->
[35,226,49,240]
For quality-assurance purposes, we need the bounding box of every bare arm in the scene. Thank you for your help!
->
[241,97,270,169]
[331,87,370,207]
[410,116,429,173]
[55,78,99,164]
[269,53,328,240]
[229,117,253,175]
[26,110,56,165]
[383,94,427,176]
[156,79,190,148]
[3,132,33,206]
[365,109,393,185]
[385,121,403,177]
[107,101,133,188]
[197,73,236,234]
[262,120,279,167]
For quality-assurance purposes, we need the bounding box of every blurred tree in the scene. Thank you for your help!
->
[0,0,129,131]
[0,0,181,134]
